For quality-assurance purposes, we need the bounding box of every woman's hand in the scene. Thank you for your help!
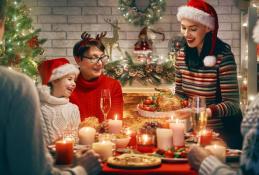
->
[206,108,212,118]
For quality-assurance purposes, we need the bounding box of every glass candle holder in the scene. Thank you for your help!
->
[136,131,155,153]
[199,129,213,146]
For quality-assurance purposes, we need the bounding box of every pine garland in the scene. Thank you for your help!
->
[118,0,166,26]
[104,52,175,86]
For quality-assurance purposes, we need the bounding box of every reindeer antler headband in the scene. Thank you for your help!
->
[79,31,107,47]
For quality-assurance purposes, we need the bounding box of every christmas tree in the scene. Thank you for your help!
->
[0,0,46,79]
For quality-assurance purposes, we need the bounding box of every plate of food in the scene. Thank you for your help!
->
[151,146,188,163]
[137,89,188,118]
[107,153,161,169]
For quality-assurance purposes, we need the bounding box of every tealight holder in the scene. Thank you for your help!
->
[136,129,155,153]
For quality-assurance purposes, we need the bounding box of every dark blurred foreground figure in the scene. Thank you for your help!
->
[0,1,102,174]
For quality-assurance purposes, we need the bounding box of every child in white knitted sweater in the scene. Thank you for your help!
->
[37,58,80,145]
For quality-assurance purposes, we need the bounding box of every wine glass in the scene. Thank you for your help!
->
[190,96,207,134]
[100,89,111,122]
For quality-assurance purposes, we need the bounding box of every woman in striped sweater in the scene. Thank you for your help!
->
[175,0,242,148]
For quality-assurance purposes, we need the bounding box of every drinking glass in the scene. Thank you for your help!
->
[100,89,111,121]
[190,96,207,134]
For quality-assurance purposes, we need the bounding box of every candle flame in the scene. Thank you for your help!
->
[125,128,132,135]
[142,134,149,144]
[114,114,118,120]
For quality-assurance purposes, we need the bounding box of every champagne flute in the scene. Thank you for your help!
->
[190,96,207,134]
[100,89,111,122]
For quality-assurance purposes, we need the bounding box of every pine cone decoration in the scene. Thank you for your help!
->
[155,65,163,73]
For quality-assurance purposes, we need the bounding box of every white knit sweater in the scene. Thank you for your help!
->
[37,85,81,145]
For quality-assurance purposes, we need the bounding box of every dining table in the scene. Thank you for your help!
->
[101,162,197,175]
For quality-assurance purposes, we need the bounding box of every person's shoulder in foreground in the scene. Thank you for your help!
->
[0,66,101,175]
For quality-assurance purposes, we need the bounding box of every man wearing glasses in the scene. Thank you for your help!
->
[70,33,123,122]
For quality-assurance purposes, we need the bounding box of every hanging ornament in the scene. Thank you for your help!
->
[27,36,39,48]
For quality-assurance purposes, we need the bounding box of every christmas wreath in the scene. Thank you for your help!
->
[104,52,175,86]
[118,0,166,26]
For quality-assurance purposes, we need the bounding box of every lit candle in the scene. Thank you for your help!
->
[55,139,73,165]
[205,144,226,162]
[142,134,150,145]
[78,127,96,146]
[108,114,122,134]
[156,128,173,150]
[199,129,213,146]
[136,133,155,153]
[92,141,114,161]
[170,119,185,147]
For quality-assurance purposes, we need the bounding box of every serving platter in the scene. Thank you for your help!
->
[107,153,162,169]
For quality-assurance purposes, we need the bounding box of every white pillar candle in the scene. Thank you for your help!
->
[205,144,226,162]
[92,141,114,161]
[156,128,173,150]
[108,114,122,134]
[78,127,96,146]
[170,119,185,147]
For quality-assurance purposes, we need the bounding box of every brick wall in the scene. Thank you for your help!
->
[23,0,241,66]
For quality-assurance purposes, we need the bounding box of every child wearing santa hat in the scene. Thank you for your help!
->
[175,0,242,149]
[37,58,80,145]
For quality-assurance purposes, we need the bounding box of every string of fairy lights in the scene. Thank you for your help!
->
[239,0,259,112]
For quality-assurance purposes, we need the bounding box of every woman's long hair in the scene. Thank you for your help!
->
[184,32,231,70]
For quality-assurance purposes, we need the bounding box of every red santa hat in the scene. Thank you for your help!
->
[38,58,79,85]
[177,0,218,66]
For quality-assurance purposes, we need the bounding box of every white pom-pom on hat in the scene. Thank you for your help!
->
[203,55,216,67]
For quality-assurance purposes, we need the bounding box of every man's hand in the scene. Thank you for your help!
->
[188,145,211,171]
[76,150,102,175]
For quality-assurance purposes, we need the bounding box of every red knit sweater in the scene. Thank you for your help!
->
[70,74,123,122]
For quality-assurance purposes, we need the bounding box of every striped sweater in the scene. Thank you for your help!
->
[175,48,241,130]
